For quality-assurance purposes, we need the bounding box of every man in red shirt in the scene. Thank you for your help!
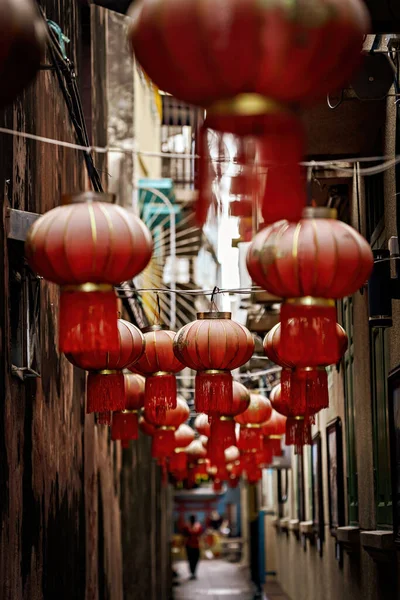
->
[183,515,203,580]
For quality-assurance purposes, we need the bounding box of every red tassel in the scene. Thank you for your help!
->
[261,440,273,466]
[292,368,329,413]
[195,371,233,414]
[111,411,139,441]
[121,439,130,449]
[238,426,263,453]
[98,411,111,426]
[144,373,177,421]
[228,477,240,489]
[269,437,282,457]
[152,428,176,460]
[208,418,236,468]
[286,417,313,455]
[257,113,306,224]
[87,371,125,414]
[280,301,339,366]
[169,451,187,474]
[59,288,119,354]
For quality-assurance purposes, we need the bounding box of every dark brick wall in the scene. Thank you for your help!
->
[0,2,170,599]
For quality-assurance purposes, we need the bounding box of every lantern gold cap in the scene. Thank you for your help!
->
[142,324,169,333]
[62,192,116,205]
[197,311,232,320]
[302,207,337,220]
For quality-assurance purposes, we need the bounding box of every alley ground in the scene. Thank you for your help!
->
[173,559,290,600]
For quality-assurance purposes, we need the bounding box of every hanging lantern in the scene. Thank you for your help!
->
[111,374,145,447]
[194,413,211,438]
[208,381,250,468]
[200,435,208,450]
[264,321,348,414]
[186,439,209,485]
[132,326,184,420]
[235,392,272,453]
[261,410,287,465]
[270,383,313,453]
[67,319,144,422]
[174,312,254,414]
[144,397,189,461]
[26,192,152,354]
[169,424,195,480]
[0,0,46,108]
[129,0,369,225]
[248,208,372,365]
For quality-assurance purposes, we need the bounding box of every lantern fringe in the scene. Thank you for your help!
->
[59,289,119,354]
[269,437,282,457]
[280,302,339,366]
[121,439,130,449]
[195,371,233,414]
[152,428,176,460]
[286,417,313,455]
[262,441,273,466]
[145,373,177,420]
[87,372,125,414]
[111,411,139,442]
[213,480,223,493]
[97,411,111,426]
[208,418,236,467]
[228,476,240,489]
[239,427,263,453]
[169,451,187,474]
[292,368,329,413]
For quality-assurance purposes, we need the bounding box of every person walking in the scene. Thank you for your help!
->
[183,514,203,580]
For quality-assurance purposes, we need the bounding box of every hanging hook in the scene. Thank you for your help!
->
[210,286,220,311]
[154,292,161,324]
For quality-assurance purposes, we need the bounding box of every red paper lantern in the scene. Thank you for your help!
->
[145,397,189,460]
[111,374,145,446]
[67,319,144,420]
[270,383,315,453]
[129,0,369,225]
[26,192,152,354]
[235,392,272,453]
[194,413,211,438]
[174,312,254,414]
[0,0,46,108]
[248,208,372,364]
[132,326,184,419]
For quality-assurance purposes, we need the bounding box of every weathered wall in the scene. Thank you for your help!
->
[0,2,171,599]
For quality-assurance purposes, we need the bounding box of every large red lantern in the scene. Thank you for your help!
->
[67,319,144,422]
[174,312,254,414]
[169,424,195,479]
[144,397,189,460]
[111,374,145,448]
[0,0,46,108]
[208,381,250,468]
[235,392,272,453]
[129,0,369,225]
[248,208,372,364]
[26,192,152,354]
[270,383,314,452]
[132,326,184,419]
[264,321,348,414]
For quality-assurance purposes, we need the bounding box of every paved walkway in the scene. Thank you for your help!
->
[173,559,290,600]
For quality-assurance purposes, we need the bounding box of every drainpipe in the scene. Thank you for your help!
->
[138,185,177,329]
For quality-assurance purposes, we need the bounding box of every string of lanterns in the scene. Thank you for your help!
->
[15,0,377,489]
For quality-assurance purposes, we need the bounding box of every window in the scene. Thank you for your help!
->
[341,297,359,525]
[9,242,41,379]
